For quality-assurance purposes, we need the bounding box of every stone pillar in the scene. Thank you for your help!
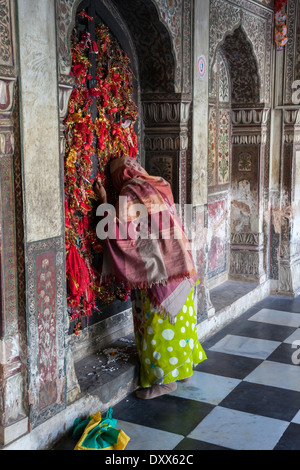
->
[0,0,29,445]
[277,109,300,296]
[17,0,67,429]
[229,107,270,284]
[143,94,190,204]
[191,0,214,319]
[0,75,29,445]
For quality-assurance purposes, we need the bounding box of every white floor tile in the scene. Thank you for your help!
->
[209,334,280,360]
[283,328,300,344]
[291,410,300,424]
[244,360,300,392]
[169,370,241,405]
[248,309,300,327]
[117,420,183,450]
[188,406,289,450]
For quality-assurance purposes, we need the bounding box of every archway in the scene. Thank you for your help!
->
[57,0,181,353]
[207,25,267,289]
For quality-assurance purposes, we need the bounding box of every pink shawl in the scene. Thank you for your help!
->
[100,157,198,320]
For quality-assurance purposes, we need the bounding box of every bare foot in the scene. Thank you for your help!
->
[135,382,177,400]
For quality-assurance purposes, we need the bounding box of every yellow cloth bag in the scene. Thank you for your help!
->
[73,408,130,450]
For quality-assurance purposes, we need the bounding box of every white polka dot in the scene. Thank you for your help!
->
[147,326,154,334]
[153,351,161,360]
[187,358,191,363]
[183,305,187,313]
[186,321,189,327]
[145,358,150,364]
[158,319,163,323]
[151,339,156,345]
[167,346,173,352]
[154,367,164,379]
[172,369,179,378]
[199,351,203,360]
[162,329,175,340]
[189,338,194,350]
[181,327,185,333]
[180,316,183,321]
[143,339,147,351]
[192,323,195,330]
[169,357,178,365]
[189,306,193,316]
[179,339,186,347]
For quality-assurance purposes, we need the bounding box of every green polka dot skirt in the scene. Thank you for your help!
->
[132,287,207,388]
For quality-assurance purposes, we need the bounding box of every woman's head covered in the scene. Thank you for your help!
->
[110,156,148,192]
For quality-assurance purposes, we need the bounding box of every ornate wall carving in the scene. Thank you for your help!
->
[56,0,192,95]
[284,0,299,104]
[56,0,192,204]
[26,237,66,428]
[209,0,273,105]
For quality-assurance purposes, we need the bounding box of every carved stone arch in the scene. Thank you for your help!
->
[111,0,176,94]
[56,0,176,94]
[220,25,261,106]
[56,0,185,204]
[209,0,273,105]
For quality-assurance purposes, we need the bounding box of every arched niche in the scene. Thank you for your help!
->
[57,0,176,94]
[222,25,268,283]
[208,22,270,288]
[56,0,185,347]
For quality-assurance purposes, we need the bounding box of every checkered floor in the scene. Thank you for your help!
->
[110,295,300,450]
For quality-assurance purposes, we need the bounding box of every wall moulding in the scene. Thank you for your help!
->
[0,76,16,114]
[231,107,270,125]
[142,97,191,127]
[230,231,260,246]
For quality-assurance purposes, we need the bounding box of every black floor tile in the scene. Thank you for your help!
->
[267,342,299,365]
[274,423,300,450]
[263,297,300,313]
[230,320,297,343]
[219,381,300,422]
[113,393,214,436]
[196,350,262,380]
[173,436,229,450]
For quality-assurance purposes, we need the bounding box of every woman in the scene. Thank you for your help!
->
[94,156,206,399]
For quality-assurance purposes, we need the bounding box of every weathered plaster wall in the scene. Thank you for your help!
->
[17,0,67,429]
[18,0,62,243]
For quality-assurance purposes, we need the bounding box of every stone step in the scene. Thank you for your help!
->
[51,334,140,450]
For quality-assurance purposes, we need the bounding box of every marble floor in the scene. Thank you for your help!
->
[55,294,300,451]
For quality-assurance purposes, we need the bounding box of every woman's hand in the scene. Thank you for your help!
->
[94,177,107,204]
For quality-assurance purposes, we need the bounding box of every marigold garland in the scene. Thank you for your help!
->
[64,15,137,334]
[275,0,288,50]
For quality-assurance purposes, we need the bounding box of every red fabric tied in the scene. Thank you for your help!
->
[66,245,91,301]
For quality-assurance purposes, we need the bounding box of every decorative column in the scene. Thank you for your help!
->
[143,93,191,204]
[17,0,67,429]
[0,75,29,445]
[229,107,270,284]
[277,109,300,296]
[0,0,29,445]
